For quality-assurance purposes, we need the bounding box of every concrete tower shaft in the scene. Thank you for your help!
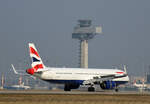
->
[80,40,88,68]
[0,74,4,89]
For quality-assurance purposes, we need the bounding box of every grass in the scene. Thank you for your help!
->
[0,94,150,104]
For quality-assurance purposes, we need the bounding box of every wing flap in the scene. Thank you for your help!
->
[83,74,127,85]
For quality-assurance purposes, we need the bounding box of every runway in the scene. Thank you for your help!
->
[0,90,150,95]
[0,90,150,104]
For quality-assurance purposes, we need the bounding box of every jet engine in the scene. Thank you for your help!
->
[100,81,116,89]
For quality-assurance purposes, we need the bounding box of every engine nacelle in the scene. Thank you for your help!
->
[100,81,116,89]
[26,68,34,75]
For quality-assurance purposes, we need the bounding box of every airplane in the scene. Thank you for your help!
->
[12,43,129,92]
[133,79,150,90]
[10,82,31,90]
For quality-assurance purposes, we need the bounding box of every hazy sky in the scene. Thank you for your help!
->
[0,0,150,77]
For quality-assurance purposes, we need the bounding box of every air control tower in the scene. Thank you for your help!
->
[72,20,102,68]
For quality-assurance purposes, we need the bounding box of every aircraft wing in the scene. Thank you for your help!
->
[83,74,127,85]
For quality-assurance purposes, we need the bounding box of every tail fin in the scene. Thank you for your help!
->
[123,65,127,74]
[29,43,45,71]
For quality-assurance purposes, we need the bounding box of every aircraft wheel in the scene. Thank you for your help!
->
[115,88,119,92]
[64,84,71,91]
[88,87,95,92]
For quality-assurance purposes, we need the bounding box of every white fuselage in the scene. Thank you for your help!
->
[34,67,129,84]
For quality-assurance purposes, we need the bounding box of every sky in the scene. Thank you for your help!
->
[0,0,150,78]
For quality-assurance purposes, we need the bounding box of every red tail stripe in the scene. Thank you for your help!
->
[30,47,40,58]
[33,64,43,70]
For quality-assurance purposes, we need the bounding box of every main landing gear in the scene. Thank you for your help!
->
[114,83,119,92]
[64,84,71,91]
[115,88,119,92]
[88,86,95,92]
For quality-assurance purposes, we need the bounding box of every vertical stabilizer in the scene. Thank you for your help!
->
[123,65,127,74]
[29,43,45,71]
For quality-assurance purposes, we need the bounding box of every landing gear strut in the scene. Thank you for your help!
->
[115,83,119,92]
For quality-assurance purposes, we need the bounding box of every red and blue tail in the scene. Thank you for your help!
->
[29,43,45,71]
